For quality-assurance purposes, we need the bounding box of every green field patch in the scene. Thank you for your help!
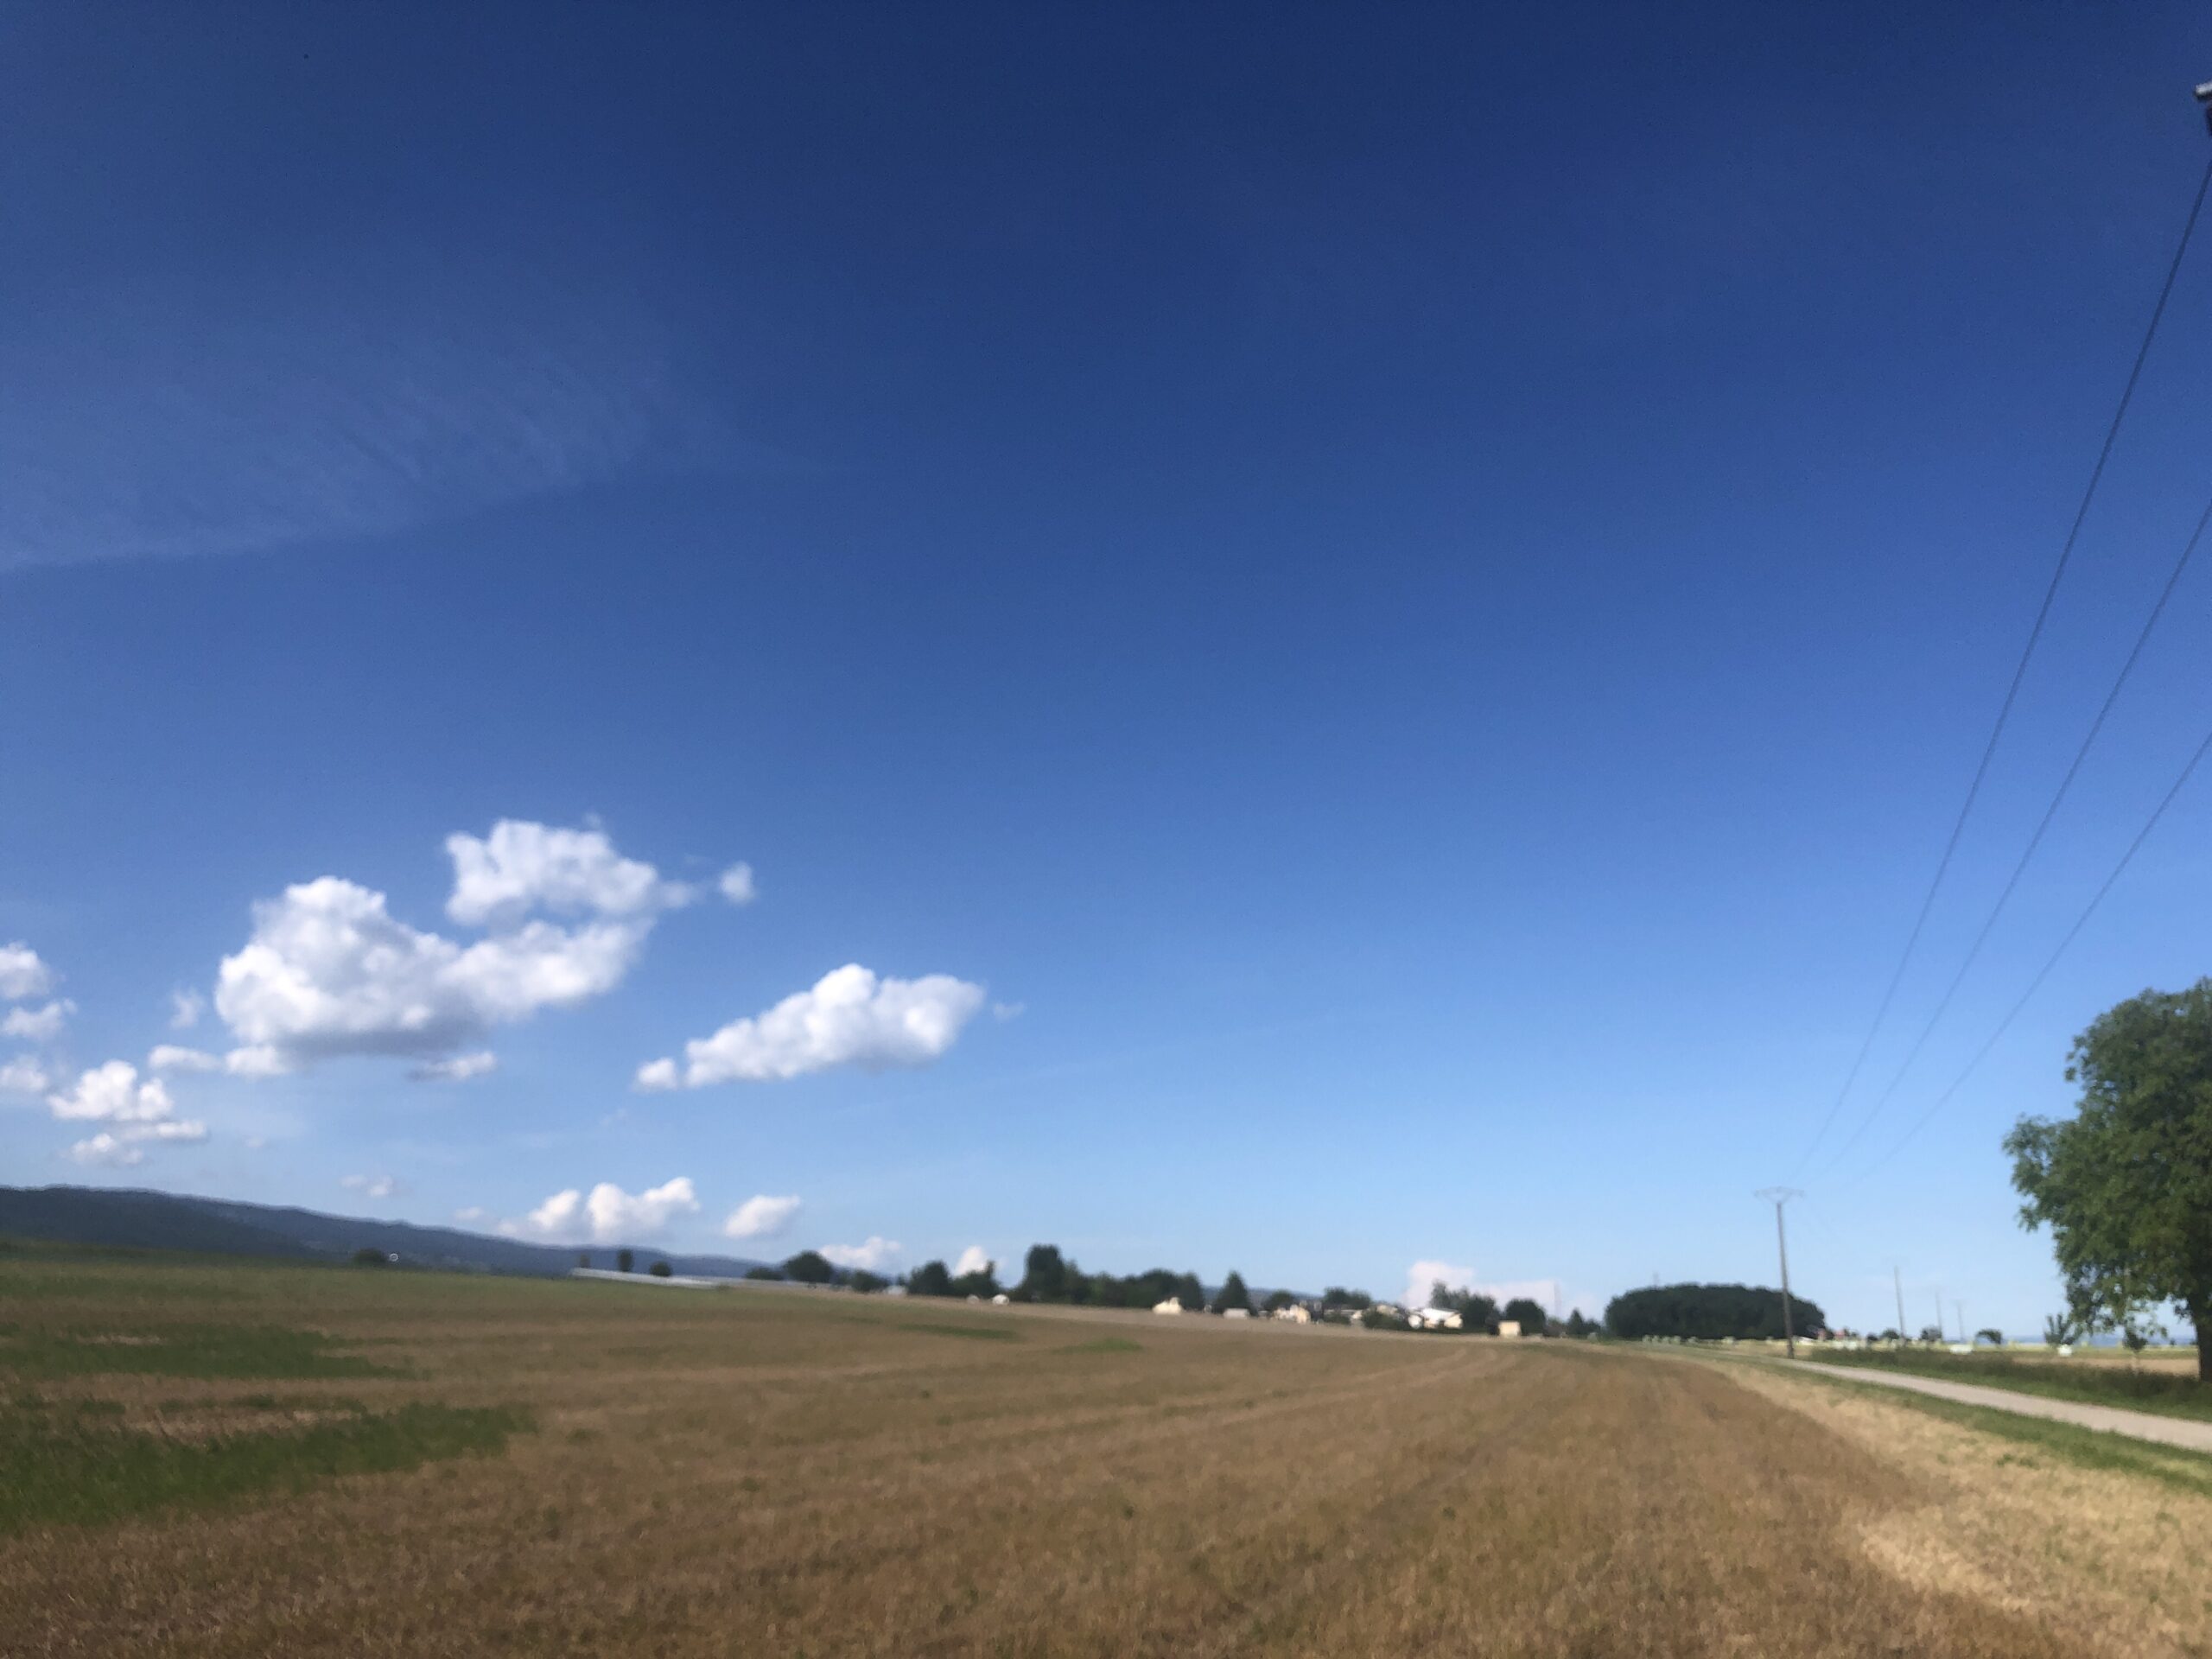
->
[0,1324,395,1381]
[1805,1348,2212,1424]
[1061,1337,1141,1355]
[899,1321,1020,1343]
[0,1396,531,1533]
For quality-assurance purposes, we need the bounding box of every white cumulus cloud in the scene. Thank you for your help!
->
[503,1177,697,1244]
[70,1132,143,1167]
[410,1051,498,1083]
[215,820,682,1074]
[822,1236,901,1272]
[717,862,757,905]
[637,964,986,1089]
[446,819,694,928]
[340,1173,397,1199]
[722,1193,801,1241]
[45,1060,207,1160]
[454,1205,488,1224]
[954,1244,993,1277]
[48,1060,175,1123]
[169,988,206,1030]
[0,942,53,1000]
[222,1045,293,1077]
[2,999,73,1041]
[2,1054,51,1094]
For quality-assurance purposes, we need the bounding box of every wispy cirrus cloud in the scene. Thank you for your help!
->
[0,253,749,572]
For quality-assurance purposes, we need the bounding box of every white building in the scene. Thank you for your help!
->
[1152,1295,1185,1314]
[1273,1304,1313,1324]
[1407,1306,1464,1332]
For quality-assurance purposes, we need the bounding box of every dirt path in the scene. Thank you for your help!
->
[1781,1357,2212,1453]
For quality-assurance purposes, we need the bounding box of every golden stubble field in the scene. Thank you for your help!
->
[3,1257,2209,1658]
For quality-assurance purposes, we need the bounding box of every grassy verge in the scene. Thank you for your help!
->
[1802,1347,2212,1423]
[0,1396,533,1533]
[1781,1363,2212,1497]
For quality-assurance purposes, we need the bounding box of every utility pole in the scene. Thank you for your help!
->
[1893,1267,1907,1348]
[1956,1300,1967,1347]
[1933,1292,1944,1344]
[1755,1188,1803,1357]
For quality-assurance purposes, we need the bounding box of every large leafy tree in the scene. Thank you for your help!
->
[1214,1270,1253,1313]
[1018,1243,1070,1301]
[782,1249,836,1285]
[2006,982,2212,1380]
[906,1259,955,1298]
[1502,1297,1550,1337]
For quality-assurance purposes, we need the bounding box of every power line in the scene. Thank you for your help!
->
[1794,154,2212,1176]
[1809,488,2212,1179]
[1834,715,2212,1189]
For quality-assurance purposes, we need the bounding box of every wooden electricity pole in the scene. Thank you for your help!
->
[1755,1189,1803,1357]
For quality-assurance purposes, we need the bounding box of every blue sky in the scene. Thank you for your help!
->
[6,5,2212,1332]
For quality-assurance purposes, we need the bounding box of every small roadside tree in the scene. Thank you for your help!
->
[616,1248,634,1274]
[1975,1327,2004,1347]
[2007,981,2212,1381]
[649,1261,672,1278]
[1263,1288,1295,1313]
[783,1249,836,1285]
[2042,1313,2079,1347]
[849,1269,890,1294]
[1214,1271,1253,1314]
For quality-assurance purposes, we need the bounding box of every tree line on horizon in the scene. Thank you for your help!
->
[1603,1282,1825,1342]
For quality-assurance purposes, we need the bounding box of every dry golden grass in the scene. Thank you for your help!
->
[3,1257,2205,1656]
[1716,1357,2212,1659]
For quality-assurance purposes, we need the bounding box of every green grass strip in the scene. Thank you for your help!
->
[0,1399,532,1533]
[0,1324,393,1382]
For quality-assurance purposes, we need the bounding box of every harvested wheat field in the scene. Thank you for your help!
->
[5,1255,2209,1658]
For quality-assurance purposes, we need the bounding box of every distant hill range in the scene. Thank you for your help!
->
[0,1185,772,1278]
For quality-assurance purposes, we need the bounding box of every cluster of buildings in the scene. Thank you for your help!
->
[1147,1294,1528,1335]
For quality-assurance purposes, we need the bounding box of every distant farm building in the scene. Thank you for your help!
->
[1152,1296,1185,1314]
[1497,1319,1522,1338]
[1273,1304,1313,1324]
[1407,1306,1464,1332]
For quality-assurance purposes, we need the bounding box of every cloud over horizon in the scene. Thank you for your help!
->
[637,964,986,1089]
[822,1236,901,1272]
[723,1193,801,1241]
[502,1177,699,1245]
[47,1059,208,1165]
